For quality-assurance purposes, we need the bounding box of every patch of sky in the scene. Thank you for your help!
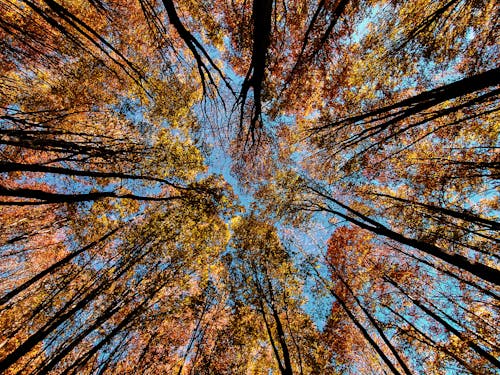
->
[284,223,335,331]
[110,96,154,140]
[350,4,383,44]
[94,331,131,372]
[41,306,94,359]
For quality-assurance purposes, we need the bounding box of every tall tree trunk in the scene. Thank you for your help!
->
[308,186,500,286]
[384,276,500,369]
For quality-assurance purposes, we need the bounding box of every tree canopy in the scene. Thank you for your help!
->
[0,0,498,374]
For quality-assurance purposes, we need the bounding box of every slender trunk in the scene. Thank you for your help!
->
[384,304,485,375]
[371,192,499,230]
[0,227,120,306]
[61,274,172,375]
[0,246,148,373]
[393,244,499,301]
[258,299,287,375]
[334,271,413,375]
[309,265,402,375]
[36,301,125,375]
[384,276,500,369]
[266,277,294,375]
[0,161,184,188]
[313,67,500,133]
[270,304,294,375]
[0,186,180,205]
[253,272,288,375]
[95,333,130,375]
[308,186,500,286]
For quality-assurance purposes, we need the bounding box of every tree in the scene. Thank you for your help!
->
[225,215,334,374]
[321,225,499,374]
[1,0,498,373]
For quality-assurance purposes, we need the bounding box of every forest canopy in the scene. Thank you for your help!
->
[0,0,498,374]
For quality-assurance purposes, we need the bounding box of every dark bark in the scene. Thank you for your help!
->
[0,227,121,306]
[161,0,233,96]
[0,186,181,205]
[259,299,288,375]
[385,276,500,369]
[309,264,403,375]
[283,0,350,95]
[22,0,147,92]
[384,304,485,375]
[394,0,462,52]
[333,271,413,375]
[62,274,176,375]
[0,245,149,373]
[313,67,500,133]
[94,333,130,375]
[267,286,293,375]
[35,301,125,375]
[371,192,500,230]
[0,161,185,188]
[389,244,500,301]
[307,185,500,286]
[0,280,107,373]
[253,267,293,375]
[237,0,274,140]
[0,134,133,157]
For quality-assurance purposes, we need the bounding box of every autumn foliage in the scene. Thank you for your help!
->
[0,0,498,374]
